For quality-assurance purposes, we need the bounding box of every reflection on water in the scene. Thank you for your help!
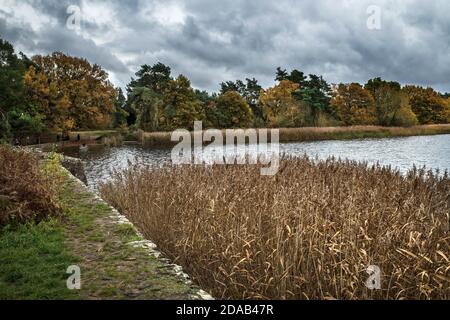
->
[64,134,450,191]
[64,145,172,190]
[280,134,450,172]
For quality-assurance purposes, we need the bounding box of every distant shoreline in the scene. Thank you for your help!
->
[29,124,450,151]
[127,124,450,147]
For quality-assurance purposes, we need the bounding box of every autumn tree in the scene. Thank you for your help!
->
[331,83,377,126]
[446,98,450,123]
[162,75,204,130]
[210,91,254,128]
[276,68,332,125]
[24,52,116,132]
[259,80,303,127]
[363,78,404,126]
[403,86,448,124]
[220,78,262,109]
[220,78,263,124]
[371,85,402,126]
[391,99,418,127]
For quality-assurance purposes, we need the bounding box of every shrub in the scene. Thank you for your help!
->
[0,146,62,227]
[101,157,450,300]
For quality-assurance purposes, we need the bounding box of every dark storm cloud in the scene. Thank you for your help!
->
[0,0,128,75]
[32,27,129,73]
[1,0,450,92]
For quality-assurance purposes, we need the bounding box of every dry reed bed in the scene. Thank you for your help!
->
[100,157,450,299]
[278,124,450,142]
[139,124,450,146]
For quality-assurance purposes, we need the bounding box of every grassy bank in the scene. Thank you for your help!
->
[0,220,79,299]
[101,157,450,300]
[0,147,205,300]
[138,124,450,147]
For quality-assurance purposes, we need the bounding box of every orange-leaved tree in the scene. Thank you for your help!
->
[403,86,449,124]
[211,91,254,128]
[331,83,377,126]
[24,52,116,133]
[162,75,204,130]
[259,80,303,127]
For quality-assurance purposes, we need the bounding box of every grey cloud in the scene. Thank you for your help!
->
[33,28,129,74]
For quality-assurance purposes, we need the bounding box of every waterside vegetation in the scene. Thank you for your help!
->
[101,157,450,300]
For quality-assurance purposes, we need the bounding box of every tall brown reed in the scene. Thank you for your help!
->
[0,146,62,226]
[100,157,450,300]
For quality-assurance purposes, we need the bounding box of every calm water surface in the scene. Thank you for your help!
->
[64,134,450,190]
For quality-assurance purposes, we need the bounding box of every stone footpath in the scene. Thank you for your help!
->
[59,166,213,300]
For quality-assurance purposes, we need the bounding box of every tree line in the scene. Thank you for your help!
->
[1,38,449,142]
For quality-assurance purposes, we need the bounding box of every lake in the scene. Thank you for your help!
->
[64,134,450,190]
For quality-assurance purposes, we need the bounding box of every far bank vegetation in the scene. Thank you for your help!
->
[1,38,450,144]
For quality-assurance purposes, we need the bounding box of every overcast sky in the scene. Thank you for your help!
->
[1,0,449,93]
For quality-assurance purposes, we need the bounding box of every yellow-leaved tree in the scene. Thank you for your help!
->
[259,80,303,127]
[331,83,377,126]
[162,75,204,130]
[446,98,450,123]
[24,52,116,133]
[403,86,449,124]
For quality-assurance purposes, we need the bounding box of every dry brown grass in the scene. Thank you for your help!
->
[141,131,173,147]
[100,157,450,300]
[0,146,62,226]
[139,124,450,146]
[276,124,450,142]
